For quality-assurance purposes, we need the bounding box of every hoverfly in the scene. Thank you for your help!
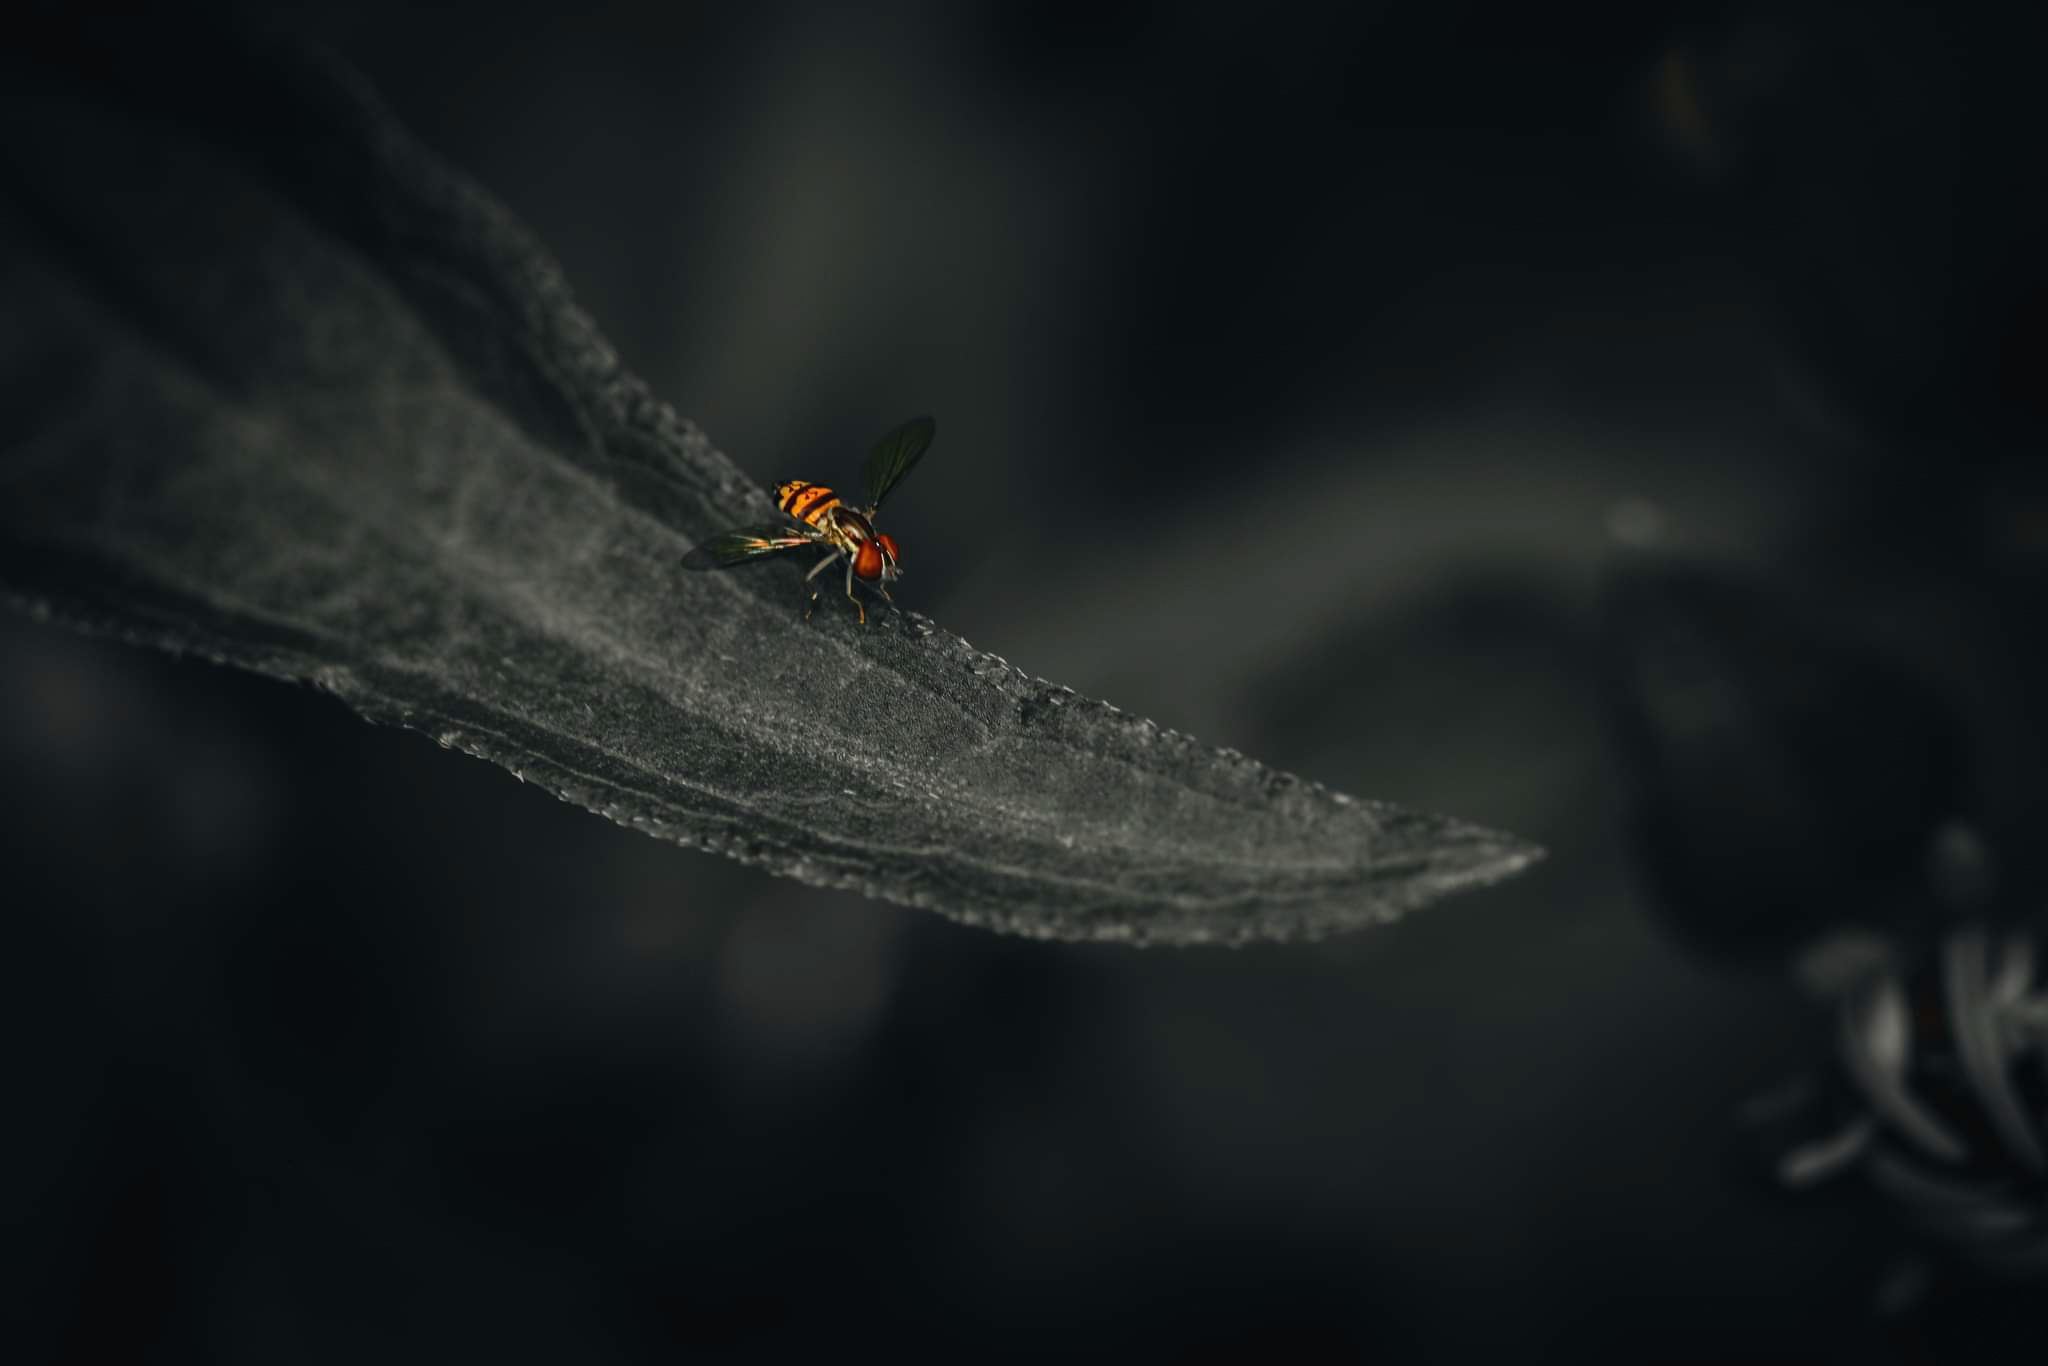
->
[682,416,934,625]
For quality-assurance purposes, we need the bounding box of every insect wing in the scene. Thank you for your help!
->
[681,523,815,569]
[861,415,935,511]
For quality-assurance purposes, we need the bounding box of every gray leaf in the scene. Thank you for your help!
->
[0,18,1539,943]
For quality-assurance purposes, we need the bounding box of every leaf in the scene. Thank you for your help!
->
[0,16,1539,943]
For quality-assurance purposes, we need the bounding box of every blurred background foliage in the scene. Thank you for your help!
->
[4,0,2043,1359]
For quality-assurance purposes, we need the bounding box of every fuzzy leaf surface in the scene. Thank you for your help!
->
[0,18,1539,942]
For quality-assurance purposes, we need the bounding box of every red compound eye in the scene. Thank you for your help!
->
[876,533,900,566]
[853,540,884,581]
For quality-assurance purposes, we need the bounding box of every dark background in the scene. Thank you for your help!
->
[5,1,2043,1360]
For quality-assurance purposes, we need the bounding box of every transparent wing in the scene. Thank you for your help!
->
[861,415,935,511]
[681,523,817,569]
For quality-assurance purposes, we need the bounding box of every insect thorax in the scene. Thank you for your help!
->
[826,505,875,548]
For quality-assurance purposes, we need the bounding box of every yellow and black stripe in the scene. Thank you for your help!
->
[774,480,842,530]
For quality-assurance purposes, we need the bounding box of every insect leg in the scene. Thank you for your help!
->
[844,559,865,626]
[804,552,837,620]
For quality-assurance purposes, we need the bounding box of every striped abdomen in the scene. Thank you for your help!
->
[774,480,842,530]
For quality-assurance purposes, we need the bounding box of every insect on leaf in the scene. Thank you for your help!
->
[0,15,1541,944]
[862,415,936,512]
